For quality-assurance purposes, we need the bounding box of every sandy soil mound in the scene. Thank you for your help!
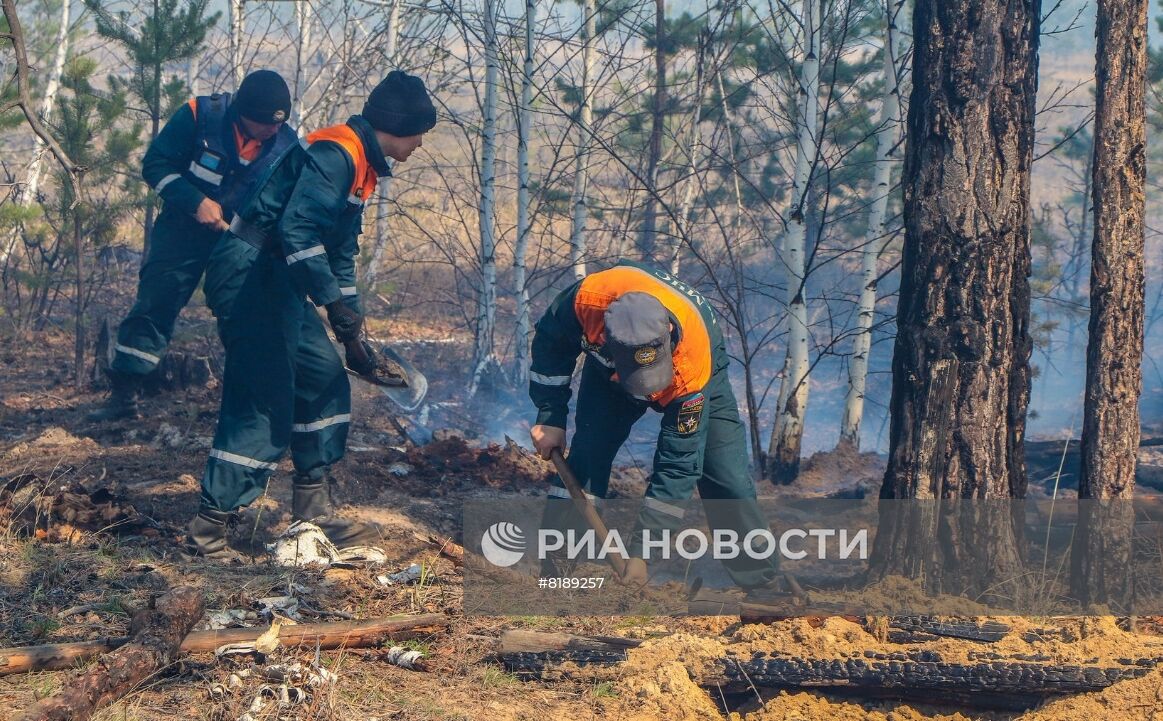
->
[740,691,986,721]
[600,633,728,720]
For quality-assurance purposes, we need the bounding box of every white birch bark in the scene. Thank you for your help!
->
[672,42,706,275]
[1,0,71,266]
[567,0,595,281]
[514,0,536,387]
[768,0,820,483]
[839,0,906,450]
[187,55,201,96]
[230,0,245,88]
[364,0,401,287]
[292,0,313,134]
[470,0,500,393]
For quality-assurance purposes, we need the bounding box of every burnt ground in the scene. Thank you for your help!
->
[3,316,1163,720]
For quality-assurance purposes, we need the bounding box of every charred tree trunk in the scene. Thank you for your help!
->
[871,0,1040,603]
[1071,0,1146,609]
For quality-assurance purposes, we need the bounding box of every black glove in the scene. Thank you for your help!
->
[343,339,378,377]
[326,301,363,343]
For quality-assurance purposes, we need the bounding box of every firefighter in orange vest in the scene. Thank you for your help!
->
[529,261,779,589]
[187,71,437,559]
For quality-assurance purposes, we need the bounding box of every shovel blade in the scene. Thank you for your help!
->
[373,344,428,412]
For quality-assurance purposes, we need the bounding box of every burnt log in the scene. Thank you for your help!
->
[501,644,1159,710]
[716,656,1153,697]
[12,586,204,721]
[888,617,1010,643]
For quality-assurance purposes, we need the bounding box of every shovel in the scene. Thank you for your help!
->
[343,338,428,411]
[549,448,628,581]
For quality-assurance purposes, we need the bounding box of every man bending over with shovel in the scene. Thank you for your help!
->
[188,71,437,560]
[528,261,780,593]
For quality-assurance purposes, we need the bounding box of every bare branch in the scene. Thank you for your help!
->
[1,0,83,203]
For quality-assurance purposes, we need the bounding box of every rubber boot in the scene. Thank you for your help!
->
[292,473,381,548]
[186,506,244,561]
[87,370,142,422]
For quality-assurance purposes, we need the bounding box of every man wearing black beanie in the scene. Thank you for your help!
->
[187,71,437,560]
[91,69,297,422]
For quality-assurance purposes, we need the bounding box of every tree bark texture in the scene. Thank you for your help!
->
[568,0,595,280]
[472,0,499,377]
[766,0,820,484]
[840,0,907,450]
[513,0,536,386]
[13,586,204,721]
[873,0,1040,597]
[1071,0,1146,608]
[637,0,666,263]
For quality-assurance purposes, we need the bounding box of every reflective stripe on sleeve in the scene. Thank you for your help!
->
[154,174,181,193]
[339,286,358,297]
[530,371,571,386]
[286,245,326,264]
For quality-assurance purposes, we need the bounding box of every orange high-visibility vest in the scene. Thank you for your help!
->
[305,124,379,206]
[573,264,714,406]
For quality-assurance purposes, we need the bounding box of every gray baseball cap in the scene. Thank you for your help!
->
[604,292,673,396]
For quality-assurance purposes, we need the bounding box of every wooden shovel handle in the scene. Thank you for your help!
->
[549,448,628,580]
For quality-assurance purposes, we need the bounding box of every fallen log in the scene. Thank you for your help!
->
[13,586,204,721]
[0,613,447,677]
[499,630,641,678]
[715,655,1154,696]
[887,616,1011,642]
[420,533,465,567]
[501,643,1161,710]
[499,629,641,654]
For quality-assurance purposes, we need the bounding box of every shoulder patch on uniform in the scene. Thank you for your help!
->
[676,393,704,435]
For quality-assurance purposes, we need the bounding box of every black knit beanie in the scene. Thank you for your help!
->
[362,70,437,137]
[234,70,292,124]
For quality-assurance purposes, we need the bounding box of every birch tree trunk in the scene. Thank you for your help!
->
[513,0,536,387]
[186,54,200,96]
[870,0,1039,603]
[766,0,820,485]
[637,0,666,262]
[470,0,499,391]
[1072,0,1146,608]
[1,0,71,266]
[839,0,906,451]
[230,0,244,88]
[568,0,595,281]
[291,0,312,133]
[365,0,400,286]
[672,34,706,276]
